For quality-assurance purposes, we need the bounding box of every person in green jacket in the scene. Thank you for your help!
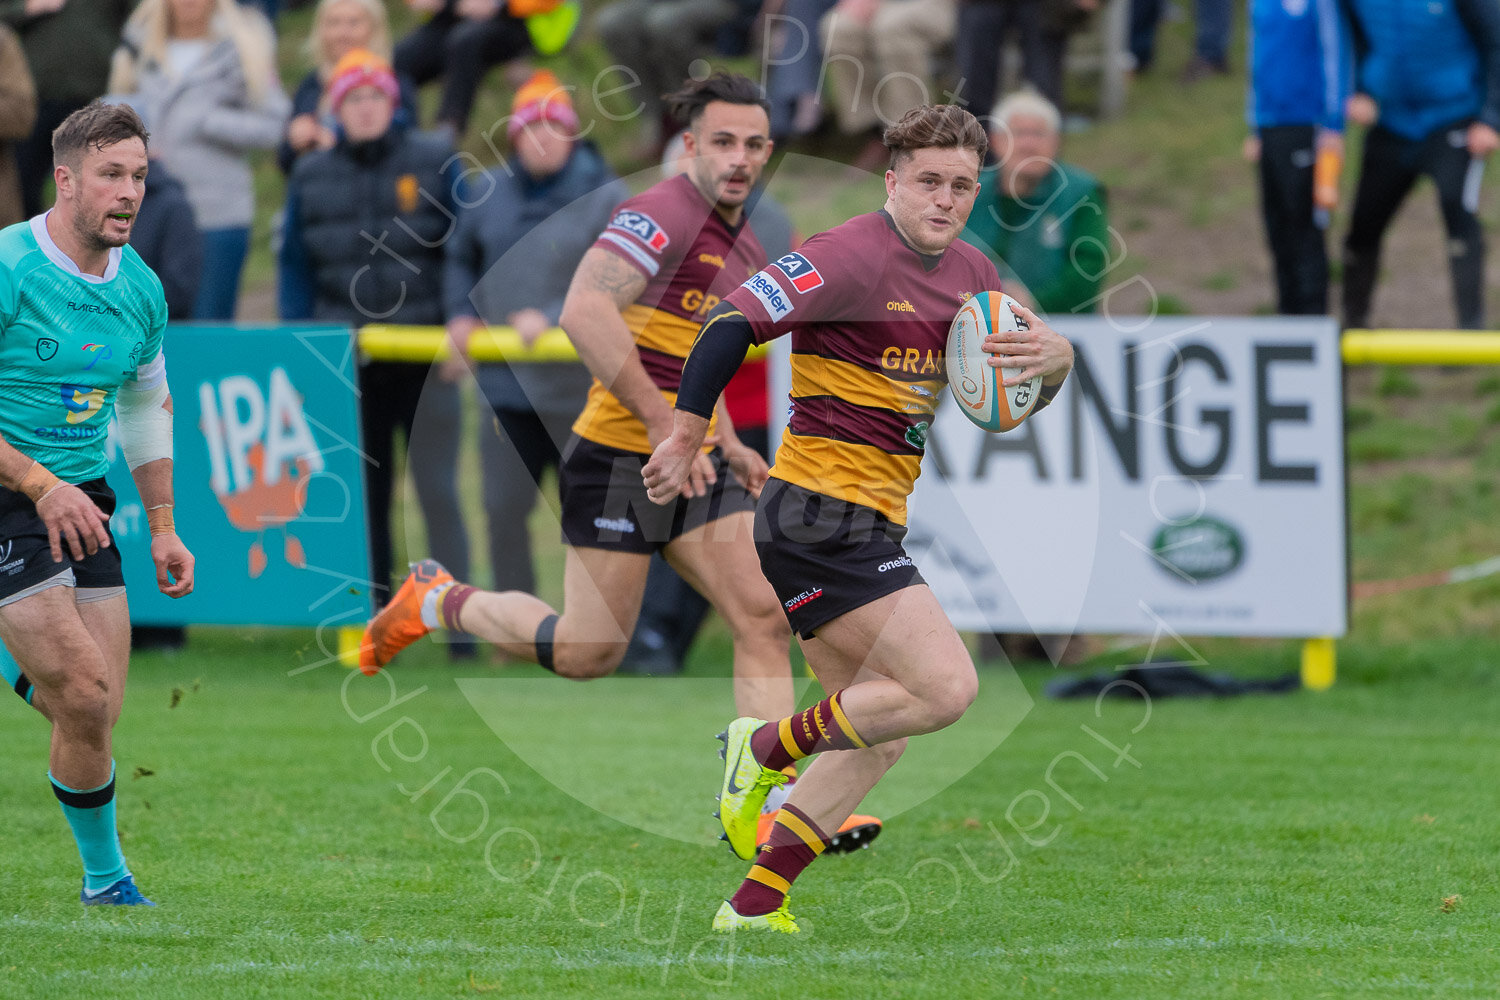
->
[965,90,1109,315]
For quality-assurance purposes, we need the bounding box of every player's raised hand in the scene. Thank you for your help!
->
[34,483,111,562]
[151,533,195,597]
[982,300,1074,385]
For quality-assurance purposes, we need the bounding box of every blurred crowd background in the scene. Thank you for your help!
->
[1,0,1494,664]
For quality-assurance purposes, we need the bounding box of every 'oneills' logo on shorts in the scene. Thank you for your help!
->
[593,516,636,534]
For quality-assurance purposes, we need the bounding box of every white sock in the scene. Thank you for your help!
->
[763,779,793,814]
[418,583,452,629]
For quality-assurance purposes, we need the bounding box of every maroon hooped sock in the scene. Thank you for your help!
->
[439,584,477,630]
[728,804,829,916]
[750,690,868,772]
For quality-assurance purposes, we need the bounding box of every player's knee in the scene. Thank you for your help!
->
[926,668,978,730]
[550,641,626,680]
[726,590,791,650]
[51,672,112,733]
[872,735,908,768]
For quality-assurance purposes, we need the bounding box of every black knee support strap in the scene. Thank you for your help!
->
[535,613,559,673]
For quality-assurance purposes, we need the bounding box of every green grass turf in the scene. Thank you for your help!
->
[2,630,1496,998]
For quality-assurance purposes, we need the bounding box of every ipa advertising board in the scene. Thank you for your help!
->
[106,324,373,628]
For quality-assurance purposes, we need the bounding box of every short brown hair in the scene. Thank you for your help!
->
[665,71,770,129]
[52,101,150,169]
[883,105,986,172]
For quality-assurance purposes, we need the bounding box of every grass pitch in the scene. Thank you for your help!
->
[2,630,1496,999]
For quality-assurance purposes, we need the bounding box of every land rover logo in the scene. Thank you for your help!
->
[1150,516,1244,582]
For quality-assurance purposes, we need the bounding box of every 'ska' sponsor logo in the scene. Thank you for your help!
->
[1150,515,1245,582]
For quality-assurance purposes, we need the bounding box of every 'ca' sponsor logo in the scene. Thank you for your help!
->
[36,338,57,361]
[1150,515,1245,582]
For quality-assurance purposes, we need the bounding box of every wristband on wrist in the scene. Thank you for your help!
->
[18,460,61,504]
[146,503,175,536]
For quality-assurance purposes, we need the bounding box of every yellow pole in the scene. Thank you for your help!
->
[338,625,364,669]
[1300,637,1336,691]
[1341,330,1500,365]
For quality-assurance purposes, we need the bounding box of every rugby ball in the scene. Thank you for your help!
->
[946,291,1042,432]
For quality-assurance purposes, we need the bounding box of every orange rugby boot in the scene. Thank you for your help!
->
[359,559,455,675]
[756,810,884,853]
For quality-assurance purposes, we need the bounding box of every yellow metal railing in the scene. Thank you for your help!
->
[353,325,1499,689]
[357,325,771,362]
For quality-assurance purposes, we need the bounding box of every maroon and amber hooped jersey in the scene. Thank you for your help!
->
[573,173,767,453]
[723,211,1002,524]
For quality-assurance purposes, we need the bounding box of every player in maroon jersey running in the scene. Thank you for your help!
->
[359,74,794,720]
[644,104,1075,933]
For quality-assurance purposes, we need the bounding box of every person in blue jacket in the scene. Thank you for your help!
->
[1246,0,1349,315]
[1341,0,1500,330]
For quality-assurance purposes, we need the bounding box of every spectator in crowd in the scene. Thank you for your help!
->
[2,0,132,218]
[763,0,838,139]
[1341,0,1500,331]
[956,0,1098,122]
[442,72,627,602]
[593,0,742,159]
[278,0,419,174]
[965,90,1108,314]
[279,49,473,649]
[619,130,797,675]
[1245,0,1347,316]
[129,157,203,323]
[819,0,958,168]
[1129,0,1231,81]
[239,0,281,23]
[394,0,534,140]
[0,22,36,229]
[108,0,289,320]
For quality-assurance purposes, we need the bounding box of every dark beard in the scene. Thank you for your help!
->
[76,213,129,252]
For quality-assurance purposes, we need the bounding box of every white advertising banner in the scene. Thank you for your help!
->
[768,316,1347,638]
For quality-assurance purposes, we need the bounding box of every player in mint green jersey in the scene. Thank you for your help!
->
[0,102,194,906]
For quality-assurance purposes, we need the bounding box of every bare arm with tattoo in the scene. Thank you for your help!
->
[559,247,718,496]
[559,247,674,444]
